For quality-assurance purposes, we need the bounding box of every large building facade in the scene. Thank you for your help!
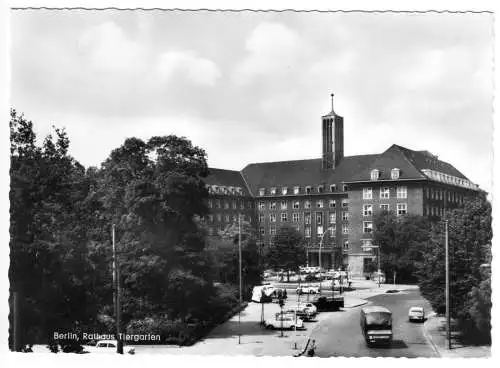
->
[202,97,481,276]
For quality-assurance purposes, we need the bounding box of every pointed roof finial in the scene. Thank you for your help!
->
[330,93,334,112]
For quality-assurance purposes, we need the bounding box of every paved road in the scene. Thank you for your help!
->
[311,289,438,358]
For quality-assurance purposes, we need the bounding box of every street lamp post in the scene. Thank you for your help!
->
[318,228,334,294]
[445,220,451,350]
[238,215,242,345]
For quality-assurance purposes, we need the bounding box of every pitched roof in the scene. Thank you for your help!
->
[203,168,251,195]
[346,144,469,182]
[240,154,379,194]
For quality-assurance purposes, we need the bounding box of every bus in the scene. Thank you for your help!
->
[360,305,393,346]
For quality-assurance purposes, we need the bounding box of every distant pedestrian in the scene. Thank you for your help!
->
[283,289,287,299]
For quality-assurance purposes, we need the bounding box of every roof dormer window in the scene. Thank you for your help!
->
[305,186,312,194]
[318,185,324,193]
[391,168,400,180]
[259,188,265,196]
[294,186,300,194]
[282,187,288,195]
[370,169,380,181]
[270,187,277,195]
[330,184,336,192]
[213,185,219,193]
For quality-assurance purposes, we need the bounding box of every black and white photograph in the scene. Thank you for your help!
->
[4,0,496,361]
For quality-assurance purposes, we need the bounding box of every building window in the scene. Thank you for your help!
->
[329,212,336,223]
[282,187,288,195]
[294,224,300,232]
[232,200,237,209]
[380,187,390,199]
[343,184,348,192]
[293,213,300,223]
[270,201,277,210]
[281,213,288,222]
[342,211,349,221]
[363,187,373,200]
[225,215,230,222]
[294,186,300,194]
[363,204,373,217]
[363,221,373,233]
[259,213,264,223]
[397,203,407,216]
[318,185,324,193]
[232,214,237,223]
[328,226,335,236]
[370,169,380,181]
[316,213,323,224]
[240,201,245,210]
[305,227,311,238]
[258,201,265,210]
[216,200,221,208]
[281,200,287,210]
[248,201,252,209]
[343,240,349,250]
[361,239,373,251]
[305,213,311,224]
[259,188,265,196]
[260,227,265,236]
[224,201,229,209]
[306,186,312,194]
[330,184,337,192]
[217,214,222,222]
[397,186,407,199]
[208,214,214,223]
[329,199,336,208]
[293,200,300,209]
[270,187,277,195]
[304,200,311,209]
[380,204,390,212]
[391,168,400,180]
[342,224,349,234]
[317,226,324,235]
[270,226,276,236]
[269,213,276,222]
[342,199,349,208]
[317,200,324,208]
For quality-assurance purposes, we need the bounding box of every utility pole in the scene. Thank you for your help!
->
[378,247,381,288]
[238,215,242,345]
[112,224,123,354]
[445,220,451,349]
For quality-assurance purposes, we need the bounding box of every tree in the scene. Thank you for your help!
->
[415,196,492,342]
[372,211,431,283]
[267,225,306,282]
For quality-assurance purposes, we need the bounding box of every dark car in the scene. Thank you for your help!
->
[312,296,344,311]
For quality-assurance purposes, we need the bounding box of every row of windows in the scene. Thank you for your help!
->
[258,199,349,211]
[205,213,253,223]
[370,168,401,181]
[207,185,244,196]
[260,224,348,237]
[259,211,348,224]
[424,205,447,217]
[258,184,348,196]
[362,186,407,200]
[425,187,465,204]
[362,203,407,216]
[208,199,253,209]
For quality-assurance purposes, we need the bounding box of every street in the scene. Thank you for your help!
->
[310,289,438,358]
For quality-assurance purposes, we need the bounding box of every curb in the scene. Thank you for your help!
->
[422,315,442,357]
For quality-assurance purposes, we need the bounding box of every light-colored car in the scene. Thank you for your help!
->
[300,302,318,315]
[296,286,320,295]
[408,307,425,322]
[84,340,135,354]
[265,314,304,330]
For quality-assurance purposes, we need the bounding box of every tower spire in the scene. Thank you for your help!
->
[331,93,334,112]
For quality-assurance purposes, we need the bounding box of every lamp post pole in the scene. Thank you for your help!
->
[445,220,451,350]
[238,215,242,345]
[112,224,123,354]
[318,231,328,294]
[378,246,381,288]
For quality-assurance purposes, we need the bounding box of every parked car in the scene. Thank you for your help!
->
[299,302,318,315]
[296,285,320,295]
[408,307,425,322]
[265,314,304,330]
[84,340,135,354]
[312,296,344,311]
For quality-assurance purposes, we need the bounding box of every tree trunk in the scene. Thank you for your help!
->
[287,270,290,282]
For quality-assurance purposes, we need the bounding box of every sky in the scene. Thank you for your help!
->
[9,9,494,193]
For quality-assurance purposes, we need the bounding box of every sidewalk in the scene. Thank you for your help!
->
[423,314,491,358]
